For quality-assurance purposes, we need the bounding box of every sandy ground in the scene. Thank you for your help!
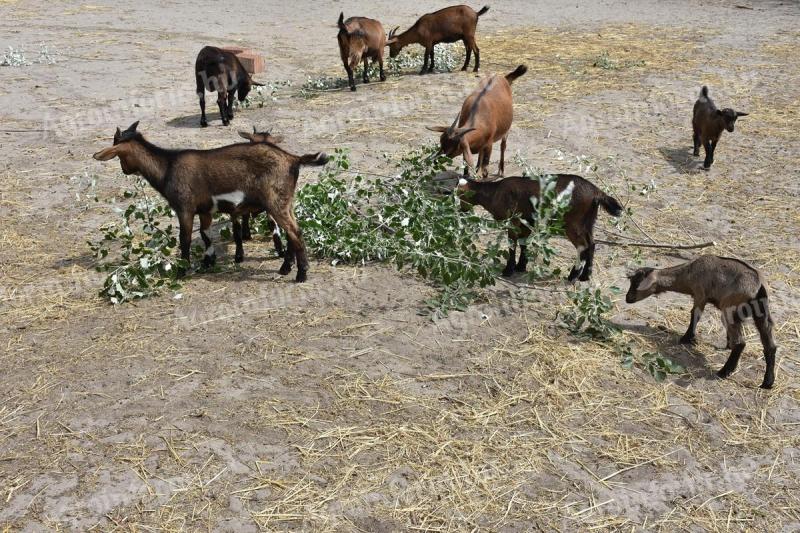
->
[1,0,799,531]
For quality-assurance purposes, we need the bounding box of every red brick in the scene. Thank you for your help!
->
[220,45,245,55]
[236,51,266,74]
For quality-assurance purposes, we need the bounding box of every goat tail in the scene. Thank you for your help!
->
[700,85,709,98]
[505,64,528,83]
[598,193,623,217]
[477,5,490,16]
[299,152,330,166]
[338,12,346,30]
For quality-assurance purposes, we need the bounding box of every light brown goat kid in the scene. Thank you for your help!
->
[428,65,527,178]
[388,5,490,74]
[337,13,388,91]
[626,255,777,389]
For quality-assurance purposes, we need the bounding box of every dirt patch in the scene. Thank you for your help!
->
[1,0,799,531]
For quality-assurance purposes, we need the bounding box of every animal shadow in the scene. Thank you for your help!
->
[166,113,219,129]
[613,322,719,386]
[658,146,703,174]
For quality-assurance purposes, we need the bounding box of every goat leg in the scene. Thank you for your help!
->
[754,314,777,389]
[231,216,245,263]
[680,305,703,344]
[177,212,194,276]
[515,244,528,272]
[378,56,386,82]
[226,90,236,121]
[199,213,216,268]
[577,241,595,281]
[217,91,229,126]
[198,91,208,128]
[461,39,472,71]
[692,129,701,156]
[502,240,517,277]
[702,140,713,169]
[362,56,370,84]
[428,46,436,73]
[718,320,745,379]
[420,48,430,75]
[241,214,252,241]
[344,62,357,91]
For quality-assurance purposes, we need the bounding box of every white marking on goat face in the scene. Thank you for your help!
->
[211,190,246,214]
[458,178,468,187]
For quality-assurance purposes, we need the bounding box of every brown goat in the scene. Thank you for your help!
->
[692,86,748,169]
[237,127,288,257]
[456,174,623,280]
[387,5,490,74]
[428,65,527,178]
[626,255,776,389]
[93,121,328,282]
[195,46,263,128]
[337,12,387,91]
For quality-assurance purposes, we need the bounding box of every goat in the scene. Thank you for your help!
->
[692,86,748,169]
[387,5,490,74]
[195,46,263,127]
[456,173,623,280]
[428,65,527,179]
[337,12,387,91]
[626,255,777,389]
[92,121,328,282]
[237,127,287,257]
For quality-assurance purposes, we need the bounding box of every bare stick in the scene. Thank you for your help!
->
[596,239,716,250]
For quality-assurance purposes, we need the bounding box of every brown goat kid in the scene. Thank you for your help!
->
[337,13,387,91]
[237,127,288,257]
[195,46,263,128]
[692,86,748,169]
[456,174,623,280]
[626,255,777,389]
[387,5,490,74]
[93,122,328,282]
[429,65,527,178]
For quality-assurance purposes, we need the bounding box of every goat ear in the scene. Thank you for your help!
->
[426,126,448,133]
[238,131,256,142]
[126,121,139,133]
[93,146,119,161]
[637,271,657,292]
[716,109,724,116]
[736,111,749,117]
[451,127,476,140]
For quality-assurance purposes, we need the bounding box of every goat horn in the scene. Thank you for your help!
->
[449,113,461,131]
[253,125,258,133]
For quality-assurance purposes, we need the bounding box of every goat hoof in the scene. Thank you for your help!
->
[200,121,208,128]
[692,150,699,156]
[578,271,592,282]
[515,263,527,273]
[759,380,774,390]
[295,269,308,283]
[380,75,386,82]
[716,367,733,379]
[278,263,293,276]
[679,335,696,345]
[234,254,244,264]
[501,267,515,278]
[350,86,357,92]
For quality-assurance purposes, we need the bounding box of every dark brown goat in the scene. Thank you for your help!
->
[692,86,748,169]
[456,174,623,280]
[387,5,489,74]
[626,255,776,388]
[337,13,387,91]
[195,46,263,127]
[93,122,328,282]
[428,65,526,178]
